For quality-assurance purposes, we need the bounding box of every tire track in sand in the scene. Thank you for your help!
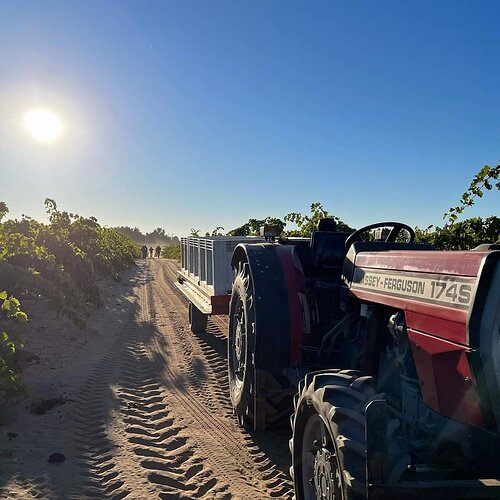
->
[116,281,224,499]
[70,318,133,500]
[159,260,293,495]
[145,259,293,498]
[71,263,222,499]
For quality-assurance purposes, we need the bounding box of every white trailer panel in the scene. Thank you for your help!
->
[177,236,265,315]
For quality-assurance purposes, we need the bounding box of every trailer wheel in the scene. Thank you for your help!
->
[228,262,255,426]
[290,370,408,500]
[189,302,207,333]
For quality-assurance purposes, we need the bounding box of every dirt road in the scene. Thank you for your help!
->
[0,259,293,499]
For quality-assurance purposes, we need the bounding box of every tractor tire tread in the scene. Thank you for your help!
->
[291,370,408,500]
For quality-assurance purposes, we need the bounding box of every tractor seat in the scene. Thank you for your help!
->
[309,231,350,331]
[311,231,350,280]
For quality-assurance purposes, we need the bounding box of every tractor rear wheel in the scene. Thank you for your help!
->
[290,370,408,500]
[228,254,295,429]
[189,302,207,334]
[228,262,255,426]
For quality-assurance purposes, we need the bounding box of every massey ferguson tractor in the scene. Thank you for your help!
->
[177,219,500,499]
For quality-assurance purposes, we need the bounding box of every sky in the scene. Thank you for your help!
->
[0,0,499,236]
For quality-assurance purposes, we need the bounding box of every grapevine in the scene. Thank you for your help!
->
[0,200,140,400]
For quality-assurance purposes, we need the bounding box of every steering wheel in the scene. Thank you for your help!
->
[345,221,415,251]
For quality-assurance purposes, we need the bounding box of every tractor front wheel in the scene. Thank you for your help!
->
[290,370,408,500]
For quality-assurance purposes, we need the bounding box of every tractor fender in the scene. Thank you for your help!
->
[231,243,292,376]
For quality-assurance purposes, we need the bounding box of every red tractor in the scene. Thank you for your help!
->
[227,219,500,499]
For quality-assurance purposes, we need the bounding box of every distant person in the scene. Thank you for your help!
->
[149,246,154,258]
[155,245,161,258]
[141,245,148,259]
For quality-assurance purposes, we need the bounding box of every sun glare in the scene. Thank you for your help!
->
[24,109,63,142]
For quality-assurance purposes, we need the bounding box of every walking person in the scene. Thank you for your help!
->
[141,244,148,259]
[149,246,154,258]
[155,245,161,258]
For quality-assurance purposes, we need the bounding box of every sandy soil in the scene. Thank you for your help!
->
[0,259,293,499]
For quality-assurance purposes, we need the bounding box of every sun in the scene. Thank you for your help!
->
[24,108,63,142]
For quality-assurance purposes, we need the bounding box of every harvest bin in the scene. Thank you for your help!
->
[176,236,265,316]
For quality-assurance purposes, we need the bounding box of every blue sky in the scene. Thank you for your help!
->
[1,0,498,236]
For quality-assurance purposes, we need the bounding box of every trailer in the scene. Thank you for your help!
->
[176,235,265,333]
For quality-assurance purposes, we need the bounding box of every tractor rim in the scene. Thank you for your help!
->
[301,412,343,500]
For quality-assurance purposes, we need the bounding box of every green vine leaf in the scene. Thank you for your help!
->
[445,163,500,223]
